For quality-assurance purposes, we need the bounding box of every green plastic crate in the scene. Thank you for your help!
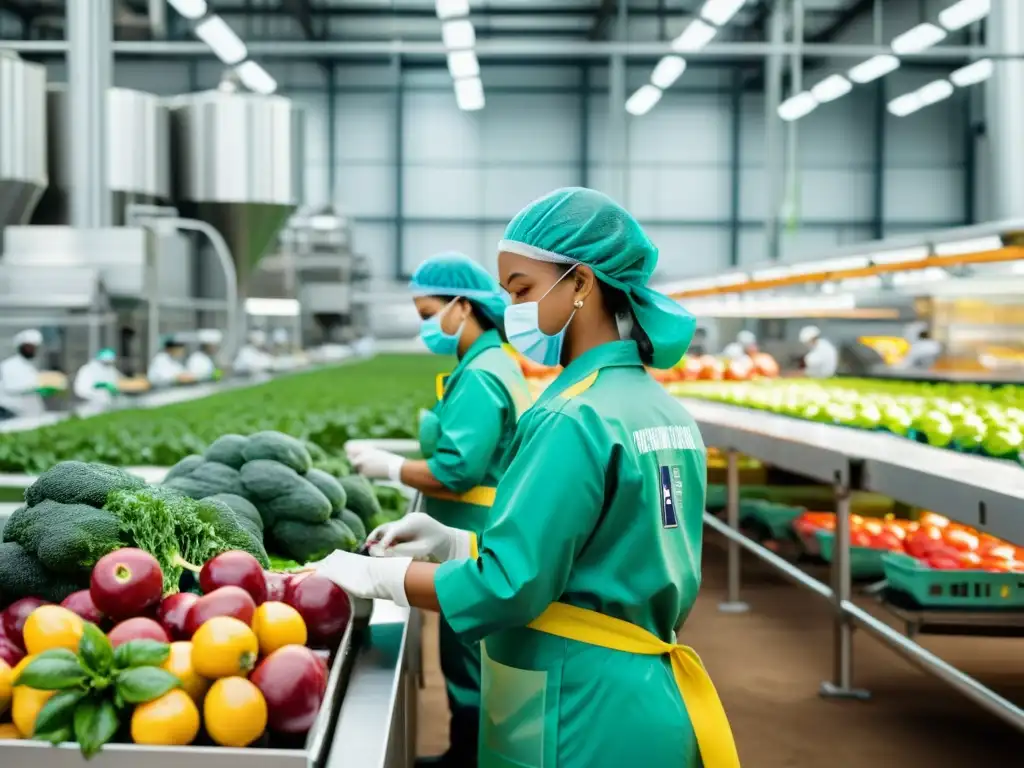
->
[738,500,805,541]
[815,530,887,580]
[882,553,1024,610]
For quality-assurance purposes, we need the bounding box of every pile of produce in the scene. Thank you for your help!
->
[162,431,387,564]
[0,355,449,474]
[675,378,1024,461]
[652,353,780,384]
[794,511,1024,572]
[0,547,350,755]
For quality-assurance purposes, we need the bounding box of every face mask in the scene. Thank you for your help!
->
[419,298,463,356]
[504,265,578,367]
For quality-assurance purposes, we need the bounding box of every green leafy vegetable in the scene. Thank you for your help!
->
[113,639,171,669]
[115,667,180,704]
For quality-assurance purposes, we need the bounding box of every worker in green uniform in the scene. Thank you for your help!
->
[345,251,532,767]
[320,189,741,768]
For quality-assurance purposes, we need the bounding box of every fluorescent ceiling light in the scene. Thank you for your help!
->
[436,0,470,20]
[887,91,924,117]
[245,298,300,317]
[891,23,947,54]
[951,58,994,87]
[625,84,663,116]
[672,19,717,52]
[918,78,954,106]
[651,56,687,89]
[777,92,817,121]
[194,15,247,65]
[447,49,480,79]
[939,0,990,31]
[933,236,1003,255]
[871,246,929,263]
[700,0,746,27]
[168,0,208,20]
[810,74,852,103]
[892,267,948,286]
[454,77,485,111]
[442,19,476,49]
[848,54,900,83]
[235,61,276,95]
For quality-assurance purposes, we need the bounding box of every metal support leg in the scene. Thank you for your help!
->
[820,483,870,699]
[719,450,749,614]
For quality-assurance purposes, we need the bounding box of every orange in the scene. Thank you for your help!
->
[203,677,267,748]
[12,686,55,737]
[0,723,22,740]
[0,659,12,716]
[191,617,259,679]
[161,642,210,703]
[252,601,307,656]
[22,605,84,655]
[130,689,200,746]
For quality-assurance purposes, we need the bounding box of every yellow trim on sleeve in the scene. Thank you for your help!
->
[559,371,599,399]
[468,532,479,559]
[424,485,497,508]
[435,372,451,402]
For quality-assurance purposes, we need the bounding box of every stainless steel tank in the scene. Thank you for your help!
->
[0,52,48,229]
[32,84,170,226]
[168,87,302,296]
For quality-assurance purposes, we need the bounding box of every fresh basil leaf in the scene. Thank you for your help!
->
[72,697,120,760]
[33,689,88,736]
[115,667,180,704]
[78,623,114,676]
[112,639,170,670]
[32,725,72,745]
[15,656,89,691]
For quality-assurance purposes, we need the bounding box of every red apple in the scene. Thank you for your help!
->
[156,593,200,641]
[250,645,328,734]
[61,590,106,625]
[2,597,49,650]
[184,586,256,636]
[264,572,289,603]
[200,551,268,605]
[0,636,24,666]
[284,573,351,648]
[108,617,170,648]
[90,548,164,621]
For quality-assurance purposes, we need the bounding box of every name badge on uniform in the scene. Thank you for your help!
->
[659,465,682,528]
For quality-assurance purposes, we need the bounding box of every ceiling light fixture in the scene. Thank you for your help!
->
[626,85,663,116]
[650,56,687,89]
[848,54,900,83]
[810,74,852,103]
[938,0,990,31]
[777,92,817,121]
[950,58,994,87]
[671,19,717,53]
[890,22,947,54]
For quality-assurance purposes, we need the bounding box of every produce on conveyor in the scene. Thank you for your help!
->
[0,546,347,753]
[675,379,1024,461]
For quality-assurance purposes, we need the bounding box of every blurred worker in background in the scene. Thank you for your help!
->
[689,326,708,356]
[234,330,273,375]
[321,188,739,768]
[799,325,838,378]
[73,348,120,405]
[187,329,222,381]
[147,336,188,388]
[346,250,532,768]
[271,327,290,353]
[894,322,942,371]
[0,329,46,418]
[723,329,758,360]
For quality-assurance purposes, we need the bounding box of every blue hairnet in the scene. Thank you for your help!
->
[499,187,695,368]
[97,348,116,362]
[409,251,509,334]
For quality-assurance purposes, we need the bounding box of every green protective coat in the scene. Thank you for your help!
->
[419,329,532,747]
[435,341,707,768]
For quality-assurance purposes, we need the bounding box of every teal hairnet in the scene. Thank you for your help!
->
[97,348,116,362]
[499,187,695,369]
[409,251,510,334]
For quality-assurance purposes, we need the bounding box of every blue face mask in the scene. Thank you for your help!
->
[504,265,578,367]
[419,298,463,356]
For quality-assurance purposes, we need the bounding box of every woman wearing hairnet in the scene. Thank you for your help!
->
[346,251,532,767]
[321,190,739,767]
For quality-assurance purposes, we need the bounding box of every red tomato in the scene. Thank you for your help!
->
[926,548,962,570]
[979,543,1016,561]
[751,353,779,378]
[958,551,983,570]
[905,527,943,559]
[871,531,904,552]
[979,557,1015,573]
[919,512,950,529]
[850,530,872,547]
[862,520,883,536]
[882,522,907,541]
[943,529,980,553]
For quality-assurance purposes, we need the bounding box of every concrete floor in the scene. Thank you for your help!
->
[416,535,1024,765]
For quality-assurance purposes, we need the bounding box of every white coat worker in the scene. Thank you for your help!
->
[234,330,273,375]
[271,327,290,352]
[73,348,120,405]
[0,329,46,418]
[147,336,188,388]
[894,322,942,371]
[187,329,222,381]
[799,325,839,378]
[723,329,758,360]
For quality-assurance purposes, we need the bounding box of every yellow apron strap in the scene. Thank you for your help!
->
[528,603,741,768]
[435,372,451,402]
[423,485,497,508]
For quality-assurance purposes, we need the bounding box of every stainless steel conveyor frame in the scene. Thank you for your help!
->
[682,398,1024,733]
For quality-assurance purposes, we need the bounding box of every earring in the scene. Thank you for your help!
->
[573,299,584,309]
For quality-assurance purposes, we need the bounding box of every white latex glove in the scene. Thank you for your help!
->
[309,549,413,606]
[345,444,405,482]
[366,511,474,562]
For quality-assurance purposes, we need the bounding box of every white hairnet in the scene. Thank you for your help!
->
[248,330,267,345]
[272,328,289,343]
[14,329,42,347]
[197,329,223,345]
[737,330,756,346]
[799,326,821,345]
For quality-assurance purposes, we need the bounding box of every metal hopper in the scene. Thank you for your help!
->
[0,52,47,233]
